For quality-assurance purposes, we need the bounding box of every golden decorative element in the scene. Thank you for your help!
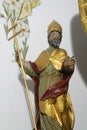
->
[39,93,75,129]
[78,0,87,34]
[19,1,32,19]
[35,50,50,71]
[49,48,67,70]
[48,20,62,34]
[10,18,37,130]
[8,23,17,32]
[8,28,24,41]
[18,0,41,19]
[35,48,67,71]
[31,0,41,8]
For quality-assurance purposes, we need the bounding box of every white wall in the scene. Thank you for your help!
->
[0,0,87,130]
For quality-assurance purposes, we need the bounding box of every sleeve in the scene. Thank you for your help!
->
[22,60,38,77]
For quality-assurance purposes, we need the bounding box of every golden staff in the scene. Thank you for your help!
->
[9,18,37,130]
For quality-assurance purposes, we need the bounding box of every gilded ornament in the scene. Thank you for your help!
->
[48,20,62,34]
[78,0,87,34]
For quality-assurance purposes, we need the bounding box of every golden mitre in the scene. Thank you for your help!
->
[48,20,62,34]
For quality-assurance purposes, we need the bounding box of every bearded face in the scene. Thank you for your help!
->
[48,31,62,48]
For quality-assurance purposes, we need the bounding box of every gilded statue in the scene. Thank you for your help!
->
[16,20,75,130]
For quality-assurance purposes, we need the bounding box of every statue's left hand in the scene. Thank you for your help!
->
[63,56,76,73]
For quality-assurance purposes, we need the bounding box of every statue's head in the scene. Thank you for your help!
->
[48,20,62,48]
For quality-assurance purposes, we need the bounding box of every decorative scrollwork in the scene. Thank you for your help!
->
[78,0,87,34]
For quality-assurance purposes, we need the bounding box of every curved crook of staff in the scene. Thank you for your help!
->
[9,18,37,130]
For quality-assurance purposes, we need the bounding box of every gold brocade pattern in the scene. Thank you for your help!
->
[39,93,75,129]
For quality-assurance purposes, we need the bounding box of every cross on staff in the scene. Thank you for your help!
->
[8,26,24,41]
[8,18,37,130]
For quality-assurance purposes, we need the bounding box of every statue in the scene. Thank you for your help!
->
[16,20,75,130]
